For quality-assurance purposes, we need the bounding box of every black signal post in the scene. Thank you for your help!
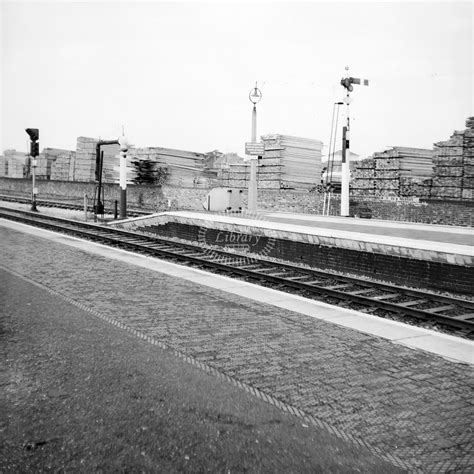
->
[25,128,39,212]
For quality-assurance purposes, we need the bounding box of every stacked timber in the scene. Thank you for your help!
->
[399,176,432,198]
[2,150,28,178]
[41,148,74,180]
[261,135,323,189]
[149,147,207,187]
[431,119,474,201]
[74,137,97,182]
[462,117,474,200]
[351,147,433,198]
[50,151,77,181]
[71,137,121,183]
[218,161,281,189]
[100,143,121,183]
[123,146,215,187]
[350,158,376,196]
[137,146,209,187]
[374,150,401,199]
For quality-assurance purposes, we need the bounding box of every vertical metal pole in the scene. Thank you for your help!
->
[248,104,257,213]
[84,193,88,220]
[95,144,101,221]
[119,150,127,219]
[251,103,257,142]
[341,95,350,217]
[31,155,38,212]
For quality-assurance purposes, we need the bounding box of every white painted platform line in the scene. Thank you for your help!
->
[263,212,474,235]
[1,218,473,366]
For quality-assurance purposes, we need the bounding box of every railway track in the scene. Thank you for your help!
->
[0,194,150,218]
[1,206,473,337]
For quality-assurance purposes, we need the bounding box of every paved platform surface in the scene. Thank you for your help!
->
[1,220,473,471]
[2,270,397,472]
[262,212,474,246]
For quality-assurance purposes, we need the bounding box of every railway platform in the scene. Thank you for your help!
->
[1,218,473,472]
[114,210,474,294]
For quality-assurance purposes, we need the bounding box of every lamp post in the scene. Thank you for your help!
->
[118,134,129,219]
[248,83,262,213]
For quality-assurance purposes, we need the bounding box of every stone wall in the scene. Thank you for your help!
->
[1,178,472,226]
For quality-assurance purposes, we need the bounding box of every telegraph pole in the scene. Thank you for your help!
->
[340,67,369,217]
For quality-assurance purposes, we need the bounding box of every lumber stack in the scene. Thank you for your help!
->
[100,143,121,183]
[351,147,433,198]
[218,135,331,190]
[41,148,74,180]
[50,151,77,181]
[70,138,121,183]
[218,161,281,189]
[1,150,28,178]
[151,147,208,187]
[463,117,474,200]
[431,118,474,200]
[126,146,210,187]
[74,137,97,182]
[261,134,323,189]
[399,177,432,198]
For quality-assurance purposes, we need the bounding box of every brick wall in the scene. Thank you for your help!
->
[1,178,472,226]
[137,221,473,294]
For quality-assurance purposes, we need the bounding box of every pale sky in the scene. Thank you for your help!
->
[1,1,472,158]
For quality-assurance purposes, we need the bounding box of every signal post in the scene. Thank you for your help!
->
[340,68,369,217]
[25,128,39,212]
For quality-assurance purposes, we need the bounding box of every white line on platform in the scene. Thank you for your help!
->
[1,218,473,366]
[263,212,474,235]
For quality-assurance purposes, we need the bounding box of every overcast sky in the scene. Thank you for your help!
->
[1,1,472,158]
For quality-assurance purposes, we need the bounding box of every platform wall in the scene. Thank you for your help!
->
[0,178,472,226]
[135,221,473,294]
